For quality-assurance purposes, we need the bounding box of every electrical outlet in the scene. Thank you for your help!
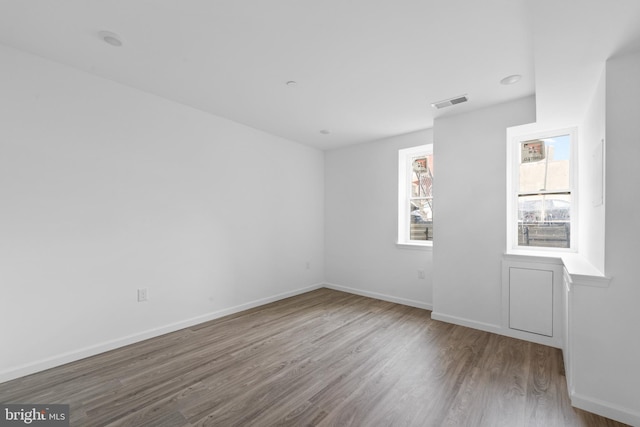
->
[137,288,148,302]
[417,270,425,279]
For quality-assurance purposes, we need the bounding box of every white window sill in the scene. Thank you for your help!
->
[506,247,576,259]
[503,251,610,287]
[396,242,433,251]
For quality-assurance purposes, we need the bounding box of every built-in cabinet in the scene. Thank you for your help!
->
[562,268,574,394]
[509,267,554,336]
[502,254,619,421]
[561,266,611,414]
[501,255,564,348]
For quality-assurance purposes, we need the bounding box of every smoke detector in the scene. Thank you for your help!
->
[431,94,468,109]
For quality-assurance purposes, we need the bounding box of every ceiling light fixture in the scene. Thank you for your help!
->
[500,74,522,85]
[286,80,297,86]
[99,31,123,47]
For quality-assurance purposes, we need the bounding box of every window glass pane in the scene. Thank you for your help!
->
[519,135,570,193]
[409,153,433,241]
[399,145,433,245]
[518,194,570,248]
[409,199,433,241]
[411,155,433,198]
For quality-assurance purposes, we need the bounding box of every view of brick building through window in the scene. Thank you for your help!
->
[410,153,434,241]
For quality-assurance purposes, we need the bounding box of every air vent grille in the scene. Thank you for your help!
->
[431,94,468,109]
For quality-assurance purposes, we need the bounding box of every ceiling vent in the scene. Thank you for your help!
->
[431,94,468,109]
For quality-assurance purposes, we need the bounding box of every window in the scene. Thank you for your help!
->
[398,145,433,246]
[510,131,575,250]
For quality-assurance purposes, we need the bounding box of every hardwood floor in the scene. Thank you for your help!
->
[0,288,628,426]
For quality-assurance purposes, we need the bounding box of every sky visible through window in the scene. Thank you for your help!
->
[545,134,570,160]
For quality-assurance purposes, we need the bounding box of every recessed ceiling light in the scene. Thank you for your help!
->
[99,31,123,47]
[320,129,330,135]
[286,80,297,86]
[500,74,522,85]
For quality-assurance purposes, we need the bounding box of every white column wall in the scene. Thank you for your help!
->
[432,96,536,329]
[566,50,640,425]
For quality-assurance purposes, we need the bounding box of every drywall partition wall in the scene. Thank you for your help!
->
[578,67,606,274]
[0,45,325,382]
[432,96,536,331]
[324,129,433,309]
[565,50,640,426]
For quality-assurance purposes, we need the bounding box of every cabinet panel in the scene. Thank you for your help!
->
[509,267,553,336]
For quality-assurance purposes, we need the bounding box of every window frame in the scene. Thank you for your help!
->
[507,128,578,252]
[397,144,433,248]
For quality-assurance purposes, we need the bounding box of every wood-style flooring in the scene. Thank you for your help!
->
[0,288,628,426]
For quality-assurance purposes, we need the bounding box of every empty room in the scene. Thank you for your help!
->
[1,1,639,426]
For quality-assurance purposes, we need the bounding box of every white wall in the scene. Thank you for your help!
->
[578,67,606,273]
[566,50,640,425]
[432,97,536,329]
[0,45,325,382]
[324,130,433,309]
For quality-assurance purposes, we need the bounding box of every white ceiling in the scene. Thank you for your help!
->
[1,1,639,149]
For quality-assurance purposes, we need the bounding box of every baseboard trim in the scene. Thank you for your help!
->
[570,391,640,426]
[430,311,561,349]
[323,283,432,311]
[0,283,324,384]
[430,312,502,334]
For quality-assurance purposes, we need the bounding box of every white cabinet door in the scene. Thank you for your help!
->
[509,267,553,336]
